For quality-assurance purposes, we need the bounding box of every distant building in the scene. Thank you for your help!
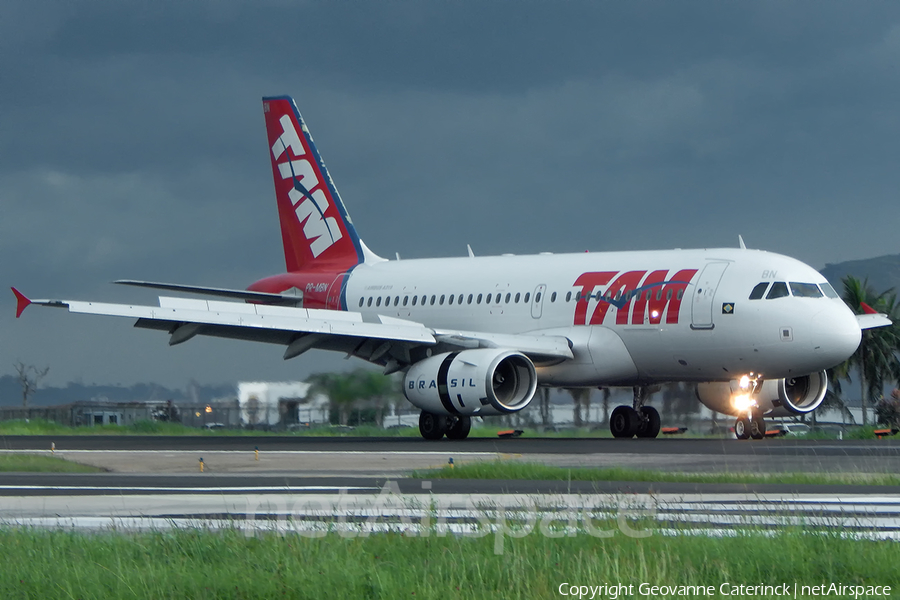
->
[237,381,328,427]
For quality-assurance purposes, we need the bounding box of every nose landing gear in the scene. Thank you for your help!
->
[734,410,766,440]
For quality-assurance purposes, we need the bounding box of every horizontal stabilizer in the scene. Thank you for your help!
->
[115,280,303,305]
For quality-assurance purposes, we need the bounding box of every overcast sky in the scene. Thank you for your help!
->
[2,1,899,390]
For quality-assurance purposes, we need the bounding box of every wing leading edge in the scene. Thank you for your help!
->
[12,289,572,373]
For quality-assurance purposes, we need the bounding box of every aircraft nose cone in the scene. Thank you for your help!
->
[811,304,861,366]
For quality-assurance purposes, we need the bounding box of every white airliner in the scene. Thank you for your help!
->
[12,96,892,440]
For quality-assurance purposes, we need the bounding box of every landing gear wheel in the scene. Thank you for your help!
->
[750,413,766,440]
[610,405,641,439]
[419,411,448,440]
[734,417,750,440]
[636,406,661,438]
[446,416,472,440]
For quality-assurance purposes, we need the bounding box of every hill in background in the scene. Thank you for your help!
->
[820,253,900,297]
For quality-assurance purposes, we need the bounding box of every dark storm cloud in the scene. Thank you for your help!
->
[2,0,900,387]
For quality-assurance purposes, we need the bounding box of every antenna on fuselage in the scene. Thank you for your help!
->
[738,235,747,250]
[467,244,475,258]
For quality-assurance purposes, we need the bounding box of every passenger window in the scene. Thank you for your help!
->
[439,295,445,305]
[477,294,483,304]
[394,296,400,306]
[677,290,683,301]
[358,298,364,308]
[666,289,672,301]
[467,294,473,304]
[766,282,790,299]
[565,291,571,302]
[403,296,409,306]
[448,295,454,305]
[367,297,373,307]
[820,282,840,299]
[524,293,531,303]
[430,295,436,305]
[421,295,427,305]
[505,293,511,304]
[790,282,823,298]
[656,289,662,301]
[516,292,522,303]
[376,297,382,307]
[551,292,557,302]
[749,282,769,300]
[486,293,492,304]
[458,294,463,304]
[535,292,542,303]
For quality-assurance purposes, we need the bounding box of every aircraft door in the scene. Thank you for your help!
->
[326,274,347,310]
[690,262,729,330]
[531,284,547,319]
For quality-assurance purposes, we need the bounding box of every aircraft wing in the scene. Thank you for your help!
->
[12,289,573,371]
[857,313,893,330]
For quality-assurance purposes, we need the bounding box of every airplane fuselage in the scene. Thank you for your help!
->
[250,247,861,387]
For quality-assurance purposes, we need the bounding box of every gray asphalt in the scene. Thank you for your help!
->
[3,435,900,456]
[1,472,898,497]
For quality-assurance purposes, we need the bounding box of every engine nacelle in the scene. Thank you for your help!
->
[404,349,537,417]
[696,371,828,418]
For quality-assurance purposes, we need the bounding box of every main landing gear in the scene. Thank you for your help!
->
[609,386,661,439]
[734,409,766,440]
[418,411,471,440]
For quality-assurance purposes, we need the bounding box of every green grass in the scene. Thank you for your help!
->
[0,527,896,599]
[413,460,900,486]
[0,453,104,473]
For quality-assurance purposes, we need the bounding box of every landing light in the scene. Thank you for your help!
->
[732,393,756,412]
[651,310,660,319]
[739,375,751,389]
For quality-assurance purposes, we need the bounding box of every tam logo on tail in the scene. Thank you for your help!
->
[271,114,343,258]
[263,96,363,273]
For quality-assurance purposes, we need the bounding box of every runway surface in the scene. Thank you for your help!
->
[4,435,900,476]
[4,434,900,456]
[2,436,899,537]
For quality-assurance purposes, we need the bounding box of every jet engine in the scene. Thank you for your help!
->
[696,371,828,418]
[404,349,537,417]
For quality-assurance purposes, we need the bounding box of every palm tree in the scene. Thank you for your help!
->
[355,370,400,427]
[837,276,900,425]
[307,371,361,426]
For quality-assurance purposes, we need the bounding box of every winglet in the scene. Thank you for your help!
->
[860,302,878,315]
[11,287,31,318]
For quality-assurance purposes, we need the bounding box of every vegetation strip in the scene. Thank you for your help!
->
[413,460,900,486]
[0,527,896,599]
[0,454,103,473]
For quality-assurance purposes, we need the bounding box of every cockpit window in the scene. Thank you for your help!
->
[749,282,769,300]
[789,282,823,298]
[820,282,840,299]
[766,281,790,299]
